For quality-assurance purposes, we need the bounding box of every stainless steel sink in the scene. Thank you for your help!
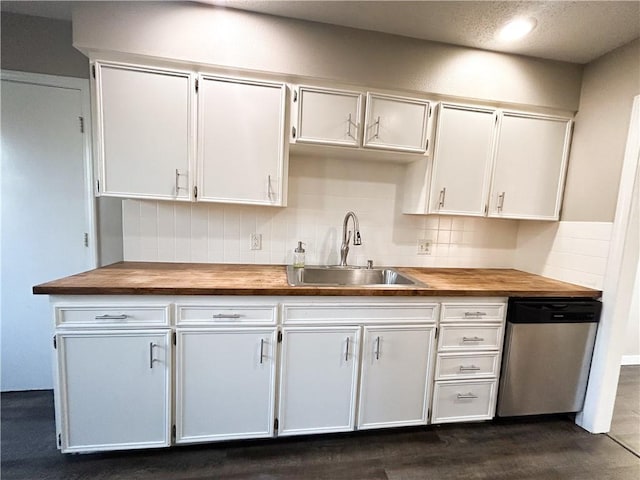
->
[286,265,424,287]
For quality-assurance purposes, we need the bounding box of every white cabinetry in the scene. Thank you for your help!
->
[294,86,362,147]
[428,104,497,216]
[197,76,287,205]
[175,303,278,443]
[363,93,431,153]
[95,62,193,200]
[431,301,506,424]
[489,112,571,220]
[358,325,435,429]
[278,326,361,436]
[54,305,171,453]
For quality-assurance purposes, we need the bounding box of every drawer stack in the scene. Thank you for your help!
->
[431,302,506,424]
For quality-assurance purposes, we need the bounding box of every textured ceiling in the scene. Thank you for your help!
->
[2,1,639,64]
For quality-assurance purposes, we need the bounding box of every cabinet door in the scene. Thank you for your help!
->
[296,86,362,147]
[428,104,497,216]
[358,325,435,429]
[278,326,360,436]
[175,328,277,443]
[363,93,430,153]
[96,62,193,200]
[56,330,171,453]
[197,76,286,205]
[489,113,571,220]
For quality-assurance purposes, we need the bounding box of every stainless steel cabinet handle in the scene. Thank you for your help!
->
[267,175,273,201]
[374,116,381,139]
[497,192,506,212]
[259,339,265,364]
[149,342,157,369]
[438,188,447,208]
[346,113,354,139]
[464,311,487,317]
[212,314,243,319]
[456,393,478,399]
[345,337,350,362]
[459,365,481,372]
[375,336,381,360]
[175,169,186,194]
[95,314,128,320]
[462,336,485,342]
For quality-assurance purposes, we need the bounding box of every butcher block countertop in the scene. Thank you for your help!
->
[33,262,601,297]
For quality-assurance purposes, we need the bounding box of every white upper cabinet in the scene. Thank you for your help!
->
[95,62,193,201]
[363,93,431,153]
[294,86,362,147]
[489,113,571,220]
[428,104,497,216]
[197,76,287,206]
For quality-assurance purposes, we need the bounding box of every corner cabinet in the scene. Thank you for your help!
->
[94,62,194,201]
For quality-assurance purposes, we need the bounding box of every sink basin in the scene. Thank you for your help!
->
[286,265,423,287]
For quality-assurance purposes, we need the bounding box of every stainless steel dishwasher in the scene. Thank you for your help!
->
[497,298,601,417]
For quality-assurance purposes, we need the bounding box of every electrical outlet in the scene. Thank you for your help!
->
[250,233,262,250]
[417,239,432,255]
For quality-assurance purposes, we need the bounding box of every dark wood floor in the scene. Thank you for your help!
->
[610,365,640,454]
[1,390,639,480]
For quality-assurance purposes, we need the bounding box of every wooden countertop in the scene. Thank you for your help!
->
[32,262,601,297]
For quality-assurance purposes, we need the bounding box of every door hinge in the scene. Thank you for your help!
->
[194,186,198,199]
[291,126,296,139]
[495,115,499,124]
[53,335,57,349]
[274,418,279,430]
[58,433,62,447]
[277,331,283,343]
[91,64,96,79]
[293,90,297,102]
[172,425,176,441]
[79,116,85,133]
[96,179,100,194]
[484,204,488,215]
[426,139,429,150]
[195,79,199,93]
[428,105,432,117]
[172,331,177,345]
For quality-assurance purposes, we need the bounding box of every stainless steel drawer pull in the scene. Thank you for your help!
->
[345,337,350,362]
[95,314,128,320]
[259,339,265,364]
[462,336,485,342]
[212,314,243,319]
[374,116,381,139]
[456,393,478,399]
[464,311,487,317]
[459,365,481,372]
[149,342,157,369]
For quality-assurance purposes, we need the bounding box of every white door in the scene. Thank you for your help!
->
[57,330,171,453]
[176,328,277,443]
[489,113,571,220]
[363,93,430,153]
[197,76,286,205]
[295,86,362,147]
[278,326,360,436]
[0,72,94,391]
[358,325,435,429]
[96,62,193,200]
[429,104,497,216]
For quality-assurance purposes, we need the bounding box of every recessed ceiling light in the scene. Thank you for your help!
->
[498,18,537,42]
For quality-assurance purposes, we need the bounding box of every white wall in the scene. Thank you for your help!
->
[123,155,519,268]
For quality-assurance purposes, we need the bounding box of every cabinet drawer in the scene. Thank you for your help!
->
[435,353,499,380]
[283,303,437,325]
[176,305,277,325]
[441,304,505,322]
[56,305,170,328]
[431,380,496,424]
[438,324,503,351]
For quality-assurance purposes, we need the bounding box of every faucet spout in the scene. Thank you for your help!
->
[339,211,362,266]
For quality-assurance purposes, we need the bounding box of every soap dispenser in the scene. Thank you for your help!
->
[293,241,305,268]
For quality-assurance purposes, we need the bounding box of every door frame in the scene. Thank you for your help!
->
[1,69,97,267]
[576,95,640,433]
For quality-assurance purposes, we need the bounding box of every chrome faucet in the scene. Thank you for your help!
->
[339,211,362,266]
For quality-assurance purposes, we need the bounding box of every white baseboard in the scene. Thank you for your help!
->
[621,354,640,365]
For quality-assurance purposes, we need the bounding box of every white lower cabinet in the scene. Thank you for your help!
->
[175,328,277,443]
[277,326,361,436]
[357,325,435,429]
[56,330,171,453]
